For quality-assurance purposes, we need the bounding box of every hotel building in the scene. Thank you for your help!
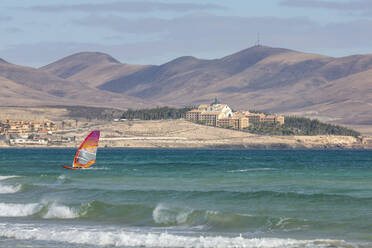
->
[186,98,284,130]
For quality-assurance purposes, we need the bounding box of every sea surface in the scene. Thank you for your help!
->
[1,148,372,248]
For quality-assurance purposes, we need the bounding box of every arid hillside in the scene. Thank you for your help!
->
[40,52,148,88]
[2,46,372,125]
[0,58,152,108]
[97,46,372,124]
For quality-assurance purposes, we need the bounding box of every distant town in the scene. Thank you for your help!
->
[0,99,363,147]
[0,119,76,146]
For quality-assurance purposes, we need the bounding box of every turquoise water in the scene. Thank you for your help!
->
[1,148,372,247]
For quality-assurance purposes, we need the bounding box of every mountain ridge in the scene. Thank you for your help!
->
[40,51,149,88]
[0,58,155,109]
[2,46,372,124]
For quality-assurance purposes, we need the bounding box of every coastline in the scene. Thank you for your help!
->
[0,134,368,150]
[1,117,369,150]
[0,145,368,150]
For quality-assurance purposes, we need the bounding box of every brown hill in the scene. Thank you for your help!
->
[40,52,148,87]
[0,58,9,64]
[2,46,372,125]
[0,59,151,108]
[97,46,372,124]
[0,76,59,106]
[98,46,292,97]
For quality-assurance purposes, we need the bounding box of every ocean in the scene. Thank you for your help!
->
[0,148,372,248]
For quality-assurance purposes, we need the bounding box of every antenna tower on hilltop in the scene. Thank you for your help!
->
[255,32,261,47]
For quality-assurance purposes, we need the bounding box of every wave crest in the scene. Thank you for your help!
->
[153,203,192,225]
[0,184,21,194]
[0,223,355,248]
[0,175,22,194]
[42,202,79,219]
[57,174,66,180]
[0,175,20,181]
[151,203,308,232]
[0,203,41,217]
[0,201,82,219]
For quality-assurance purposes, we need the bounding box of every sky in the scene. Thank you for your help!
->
[1,0,372,67]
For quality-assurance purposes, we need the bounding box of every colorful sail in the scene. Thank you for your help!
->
[73,130,100,168]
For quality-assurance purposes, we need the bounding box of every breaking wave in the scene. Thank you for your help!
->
[150,203,309,232]
[0,223,357,248]
[0,201,80,219]
[0,200,308,231]
[0,203,41,217]
[0,184,21,194]
[153,203,192,225]
[42,202,79,219]
[0,175,20,181]
[0,175,22,194]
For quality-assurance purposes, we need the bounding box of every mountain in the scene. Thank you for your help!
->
[94,46,372,124]
[0,59,151,108]
[0,76,60,106]
[2,46,372,125]
[40,52,148,87]
[0,58,9,64]
[98,46,292,97]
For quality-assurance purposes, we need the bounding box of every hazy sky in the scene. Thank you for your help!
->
[1,0,372,67]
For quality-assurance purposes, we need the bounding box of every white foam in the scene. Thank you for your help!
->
[0,203,41,217]
[0,184,21,194]
[205,210,219,215]
[153,203,191,225]
[42,202,79,219]
[0,175,20,180]
[57,175,66,180]
[0,176,22,193]
[276,217,291,227]
[0,223,354,248]
[0,200,79,219]
[228,168,277,173]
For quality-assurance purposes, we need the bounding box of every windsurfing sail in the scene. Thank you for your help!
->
[72,130,100,168]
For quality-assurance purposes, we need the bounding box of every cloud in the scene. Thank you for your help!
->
[28,1,225,13]
[72,13,372,50]
[73,14,316,35]
[0,16,12,22]
[281,0,372,11]
[3,14,372,67]
[4,27,23,33]
[72,14,372,60]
